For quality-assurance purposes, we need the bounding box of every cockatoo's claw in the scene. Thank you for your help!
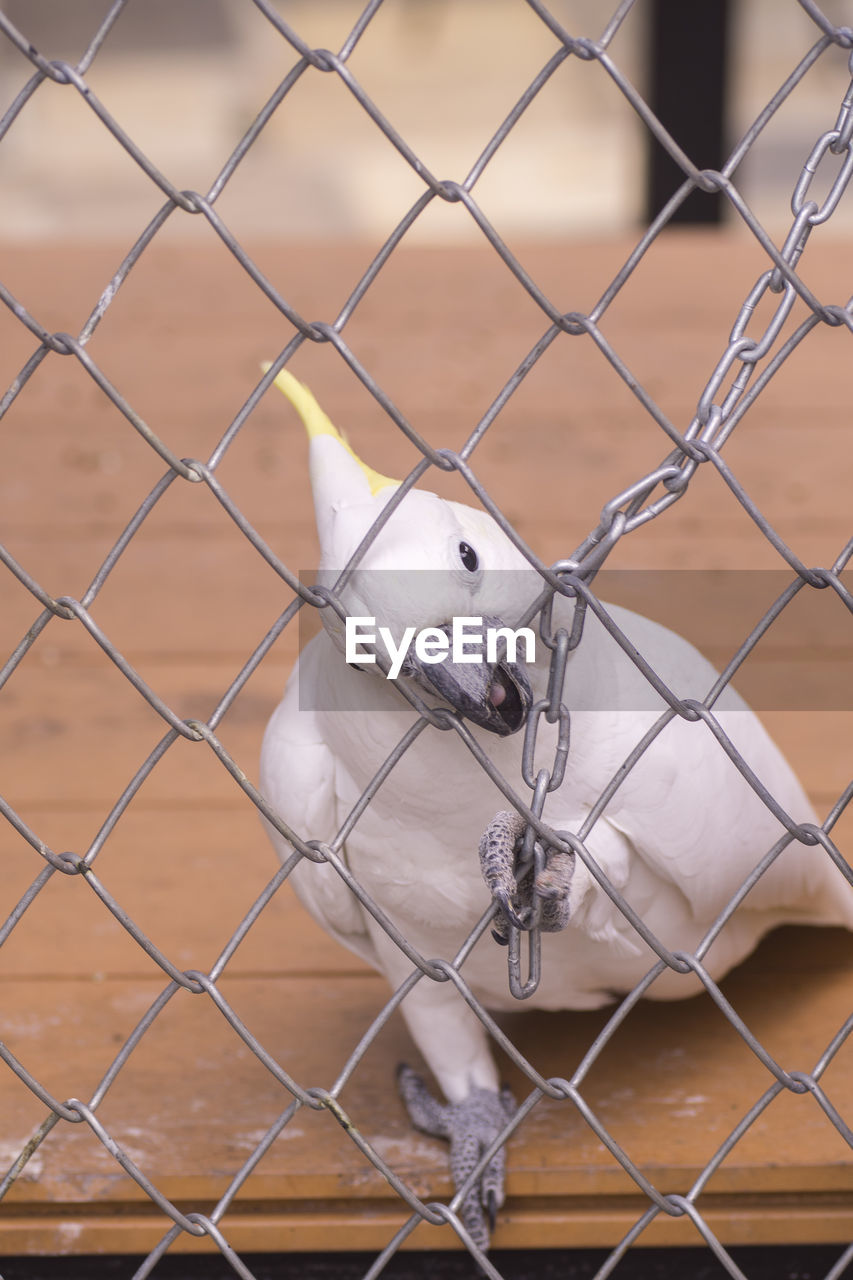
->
[495,889,530,933]
[534,847,575,932]
[486,1188,498,1233]
[395,1065,517,1252]
[479,810,574,939]
[479,810,526,938]
[396,1063,447,1134]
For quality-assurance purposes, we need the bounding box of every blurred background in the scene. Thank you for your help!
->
[2,0,853,244]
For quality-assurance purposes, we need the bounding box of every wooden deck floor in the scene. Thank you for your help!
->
[0,232,851,1258]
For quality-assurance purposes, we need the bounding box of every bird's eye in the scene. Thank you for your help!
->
[458,541,479,572]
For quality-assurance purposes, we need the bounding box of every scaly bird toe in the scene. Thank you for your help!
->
[479,810,527,941]
[479,810,574,938]
[535,847,575,932]
[396,1064,517,1252]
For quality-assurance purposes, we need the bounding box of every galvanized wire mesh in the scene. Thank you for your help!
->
[0,1,852,1277]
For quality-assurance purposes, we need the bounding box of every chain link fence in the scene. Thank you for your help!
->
[0,1,852,1277]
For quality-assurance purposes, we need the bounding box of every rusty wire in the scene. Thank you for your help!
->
[0,1,852,1277]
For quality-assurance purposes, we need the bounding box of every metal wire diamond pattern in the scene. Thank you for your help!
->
[0,2,851,1277]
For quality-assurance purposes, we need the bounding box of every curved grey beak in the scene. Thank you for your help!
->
[402,615,533,736]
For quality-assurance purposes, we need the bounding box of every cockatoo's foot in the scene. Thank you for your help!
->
[479,810,574,942]
[396,1064,517,1252]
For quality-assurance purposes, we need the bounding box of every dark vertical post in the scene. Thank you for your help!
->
[645,0,731,225]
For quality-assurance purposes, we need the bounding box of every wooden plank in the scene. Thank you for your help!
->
[1,647,847,816]
[0,811,369,981]
[4,1197,853,1257]
[0,234,851,1256]
[2,931,853,1252]
[1,238,850,574]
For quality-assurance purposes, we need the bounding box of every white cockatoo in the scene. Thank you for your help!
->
[260,369,853,1250]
